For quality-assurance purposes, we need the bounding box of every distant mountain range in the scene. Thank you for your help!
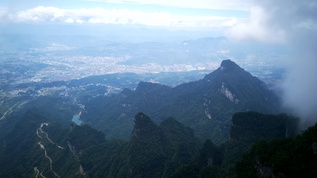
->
[82,59,281,144]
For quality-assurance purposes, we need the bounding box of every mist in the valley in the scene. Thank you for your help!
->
[228,0,317,126]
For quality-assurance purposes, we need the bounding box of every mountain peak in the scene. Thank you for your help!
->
[131,112,161,139]
[134,112,152,124]
[203,59,245,81]
[220,60,240,70]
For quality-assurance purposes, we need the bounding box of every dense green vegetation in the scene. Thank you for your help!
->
[170,111,299,177]
[82,60,281,144]
[236,122,317,178]
[0,96,78,142]
[1,109,306,177]
[222,112,299,166]
[78,112,201,177]
[1,60,315,177]
[0,110,201,177]
[0,109,81,177]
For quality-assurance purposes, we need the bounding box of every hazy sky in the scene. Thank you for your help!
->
[0,0,252,36]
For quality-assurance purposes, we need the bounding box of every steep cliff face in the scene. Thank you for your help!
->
[236,122,317,178]
[223,111,299,166]
[128,113,167,177]
[127,113,200,178]
[229,112,298,143]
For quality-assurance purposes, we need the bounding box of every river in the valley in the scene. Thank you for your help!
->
[72,112,83,125]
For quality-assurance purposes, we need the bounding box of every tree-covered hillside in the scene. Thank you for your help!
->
[0,110,304,177]
[236,122,317,178]
[82,60,281,144]
[171,111,299,178]
[1,60,311,177]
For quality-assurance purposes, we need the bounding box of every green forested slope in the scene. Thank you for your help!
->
[0,110,309,178]
[82,60,280,144]
[236,122,317,178]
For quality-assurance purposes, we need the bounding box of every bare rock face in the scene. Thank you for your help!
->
[220,82,239,104]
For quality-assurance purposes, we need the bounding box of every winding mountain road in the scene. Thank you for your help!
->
[0,102,27,120]
[34,167,46,178]
[36,123,63,178]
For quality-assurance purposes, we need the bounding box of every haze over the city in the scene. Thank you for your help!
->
[1,0,317,121]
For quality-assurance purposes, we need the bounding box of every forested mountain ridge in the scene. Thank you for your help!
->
[0,111,302,177]
[82,59,280,144]
[222,112,299,166]
[0,109,81,177]
[1,59,305,177]
[235,121,317,178]
[0,111,201,177]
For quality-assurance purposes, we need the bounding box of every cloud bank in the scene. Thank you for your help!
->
[226,6,286,44]
[227,0,317,123]
[0,6,240,30]
[85,0,253,11]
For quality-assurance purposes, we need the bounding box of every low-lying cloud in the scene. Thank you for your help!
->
[227,0,317,124]
[226,6,286,44]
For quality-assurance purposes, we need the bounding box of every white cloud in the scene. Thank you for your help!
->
[226,0,317,44]
[226,6,286,44]
[65,18,74,23]
[85,0,253,11]
[0,8,8,18]
[227,0,317,122]
[1,6,240,30]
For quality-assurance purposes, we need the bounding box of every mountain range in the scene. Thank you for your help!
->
[82,59,280,144]
[0,59,315,177]
[0,109,304,177]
